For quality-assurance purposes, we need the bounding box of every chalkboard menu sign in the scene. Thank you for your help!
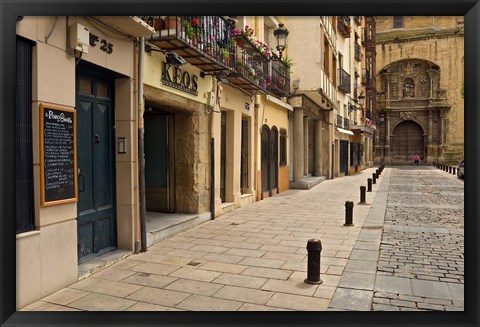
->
[40,104,78,206]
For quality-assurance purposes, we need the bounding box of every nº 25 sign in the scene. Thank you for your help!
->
[89,33,113,54]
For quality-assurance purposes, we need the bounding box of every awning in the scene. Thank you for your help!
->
[336,127,354,135]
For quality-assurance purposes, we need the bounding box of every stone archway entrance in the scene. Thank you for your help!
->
[392,120,424,164]
[375,58,451,165]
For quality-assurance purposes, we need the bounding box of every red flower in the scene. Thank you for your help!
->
[192,18,200,25]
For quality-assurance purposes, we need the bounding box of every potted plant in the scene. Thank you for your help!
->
[204,36,216,57]
[219,47,231,66]
[183,17,202,44]
[281,55,295,69]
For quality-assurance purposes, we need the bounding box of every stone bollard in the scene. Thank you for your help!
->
[359,186,366,204]
[449,166,452,174]
[372,173,377,184]
[367,178,372,192]
[344,201,354,226]
[304,239,323,285]
[453,167,456,175]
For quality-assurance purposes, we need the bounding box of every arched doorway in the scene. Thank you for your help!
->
[270,127,278,194]
[392,120,424,164]
[261,125,278,197]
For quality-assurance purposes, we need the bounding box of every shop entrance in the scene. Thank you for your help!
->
[144,109,175,212]
[340,140,349,175]
[76,66,116,263]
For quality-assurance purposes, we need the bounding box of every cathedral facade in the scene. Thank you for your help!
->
[374,16,464,165]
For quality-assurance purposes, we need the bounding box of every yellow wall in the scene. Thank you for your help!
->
[143,51,211,105]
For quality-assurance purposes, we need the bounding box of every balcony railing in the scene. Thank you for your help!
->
[337,16,351,38]
[354,42,361,61]
[338,68,351,94]
[269,54,290,97]
[148,16,274,94]
[336,115,343,127]
[344,118,350,129]
[231,33,270,93]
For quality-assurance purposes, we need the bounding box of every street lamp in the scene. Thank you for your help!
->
[358,92,365,106]
[273,23,289,59]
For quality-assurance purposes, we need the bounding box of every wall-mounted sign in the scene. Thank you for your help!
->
[245,102,250,112]
[161,62,198,96]
[39,104,78,206]
[89,33,113,54]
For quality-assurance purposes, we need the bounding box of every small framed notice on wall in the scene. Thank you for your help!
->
[39,103,78,206]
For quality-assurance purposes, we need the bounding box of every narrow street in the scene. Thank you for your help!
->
[21,166,464,311]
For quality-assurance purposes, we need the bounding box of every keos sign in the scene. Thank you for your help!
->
[161,62,199,96]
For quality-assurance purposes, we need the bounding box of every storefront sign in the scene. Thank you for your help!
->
[161,62,198,96]
[39,104,78,206]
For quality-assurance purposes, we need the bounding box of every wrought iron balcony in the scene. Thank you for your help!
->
[344,118,350,129]
[354,42,361,61]
[268,54,290,97]
[147,16,270,94]
[337,16,351,38]
[338,68,351,94]
[229,33,270,93]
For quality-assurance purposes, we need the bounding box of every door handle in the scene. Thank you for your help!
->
[93,134,100,144]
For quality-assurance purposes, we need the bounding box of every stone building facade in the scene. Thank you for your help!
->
[374,16,464,164]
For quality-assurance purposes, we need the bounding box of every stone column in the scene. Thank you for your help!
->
[293,108,304,183]
[304,116,309,175]
[440,110,445,145]
[428,110,433,144]
[385,112,391,161]
[314,119,322,176]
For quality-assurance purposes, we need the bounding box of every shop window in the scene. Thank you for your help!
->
[279,128,287,166]
[16,37,35,234]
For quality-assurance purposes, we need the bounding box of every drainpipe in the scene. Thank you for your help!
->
[138,36,147,252]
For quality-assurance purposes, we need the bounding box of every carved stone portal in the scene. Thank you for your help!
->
[376,59,450,165]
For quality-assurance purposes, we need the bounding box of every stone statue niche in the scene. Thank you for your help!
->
[402,77,415,99]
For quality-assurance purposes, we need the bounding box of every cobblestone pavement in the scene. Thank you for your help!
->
[21,166,464,312]
[372,167,464,311]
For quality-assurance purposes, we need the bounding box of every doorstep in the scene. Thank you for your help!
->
[146,211,211,248]
[289,176,326,190]
[78,249,132,280]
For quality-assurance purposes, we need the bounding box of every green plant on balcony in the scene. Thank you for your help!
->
[281,55,295,69]
[219,47,231,66]
[183,17,202,42]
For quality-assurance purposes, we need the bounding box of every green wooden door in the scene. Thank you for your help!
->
[76,69,116,263]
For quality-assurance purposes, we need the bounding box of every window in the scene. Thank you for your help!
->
[323,36,330,75]
[279,129,287,166]
[16,37,35,234]
[393,16,404,29]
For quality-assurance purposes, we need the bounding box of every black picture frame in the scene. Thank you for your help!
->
[1,1,478,326]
